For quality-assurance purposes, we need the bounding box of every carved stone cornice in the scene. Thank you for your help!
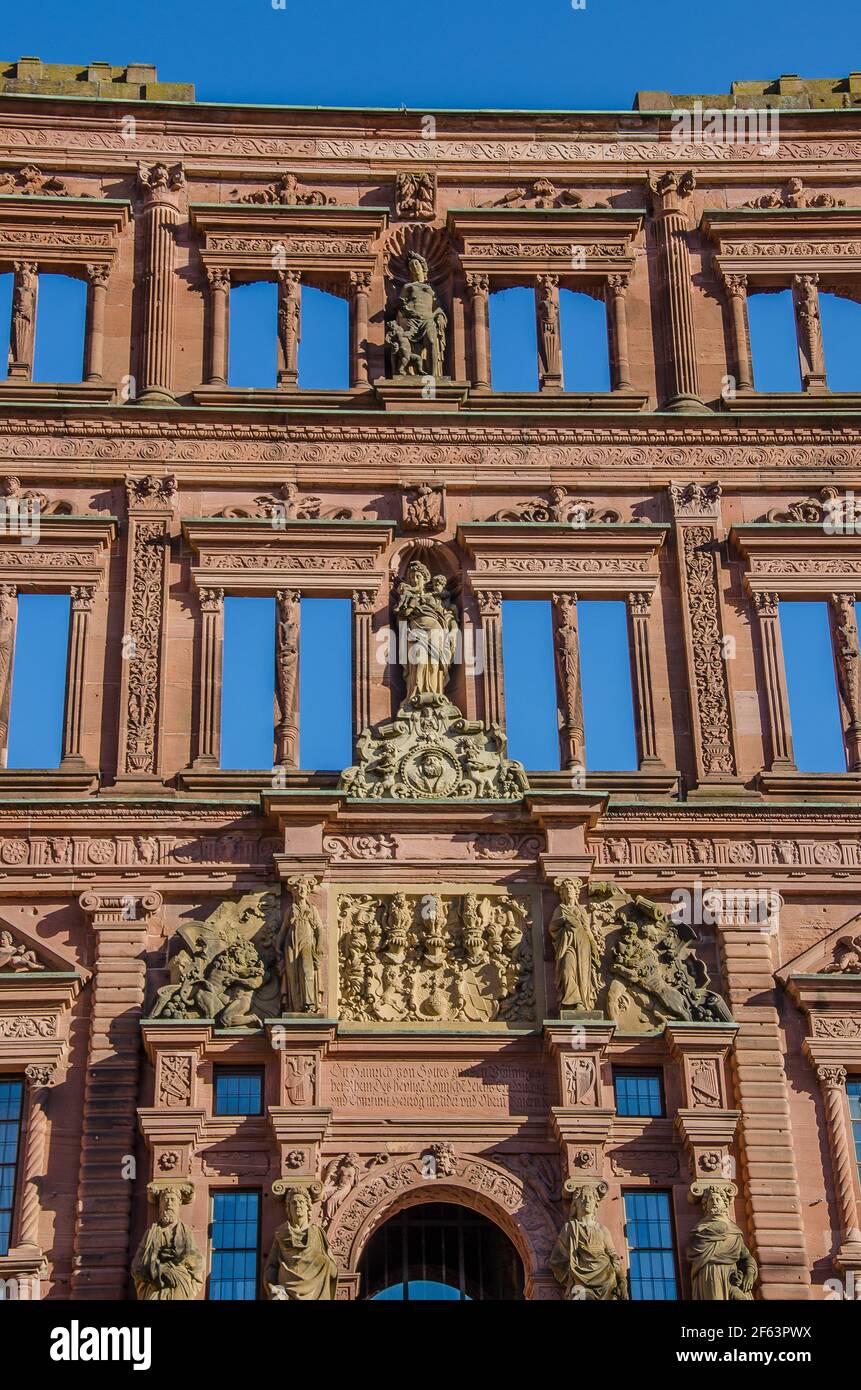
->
[447,206,643,280]
[182,517,395,593]
[458,520,666,593]
[191,202,387,275]
[731,522,861,594]
[702,205,861,280]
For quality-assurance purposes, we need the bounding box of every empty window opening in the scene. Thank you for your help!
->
[298,597,352,771]
[228,281,278,388]
[6,593,71,769]
[779,600,846,773]
[578,599,638,770]
[298,285,349,390]
[220,596,275,770]
[32,273,86,383]
[559,288,610,392]
[747,289,800,393]
[500,599,560,770]
[489,287,539,392]
[819,291,861,392]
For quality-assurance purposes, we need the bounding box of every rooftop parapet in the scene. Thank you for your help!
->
[0,56,194,102]
[635,71,861,111]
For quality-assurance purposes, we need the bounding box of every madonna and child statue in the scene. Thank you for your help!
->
[339,561,528,801]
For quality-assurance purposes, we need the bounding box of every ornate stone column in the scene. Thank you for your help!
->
[626,590,664,767]
[275,588,301,768]
[466,272,491,390]
[647,171,705,412]
[668,481,743,792]
[0,583,18,764]
[536,273,563,392]
[83,264,110,382]
[349,271,371,387]
[60,584,96,771]
[136,162,184,404]
[830,593,861,771]
[793,273,828,393]
[605,273,632,391]
[193,587,224,769]
[277,269,302,386]
[16,1063,59,1254]
[816,1065,860,1249]
[206,267,231,386]
[72,890,163,1298]
[475,589,505,730]
[351,589,375,740]
[716,915,811,1298]
[750,590,796,771]
[116,474,177,785]
[8,261,38,381]
[722,273,754,392]
[552,593,585,771]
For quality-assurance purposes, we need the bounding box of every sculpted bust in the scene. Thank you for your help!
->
[549,1180,628,1301]
[687,1180,757,1301]
[131,1183,204,1301]
[265,1183,338,1301]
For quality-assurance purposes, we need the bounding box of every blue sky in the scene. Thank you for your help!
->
[3,0,858,111]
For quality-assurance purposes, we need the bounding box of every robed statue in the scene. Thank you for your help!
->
[386,252,447,378]
[547,877,602,1013]
[265,1183,338,1301]
[394,560,458,705]
[279,875,322,1013]
[550,1180,628,1301]
[132,1183,204,1301]
[687,1181,757,1301]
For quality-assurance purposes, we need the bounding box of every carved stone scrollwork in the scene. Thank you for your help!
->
[394,171,436,220]
[743,177,845,209]
[337,889,535,1023]
[492,487,621,524]
[234,172,335,206]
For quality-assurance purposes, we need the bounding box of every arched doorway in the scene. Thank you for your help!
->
[359,1201,525,1301]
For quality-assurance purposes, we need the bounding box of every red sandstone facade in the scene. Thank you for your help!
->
[0,60,860,1302]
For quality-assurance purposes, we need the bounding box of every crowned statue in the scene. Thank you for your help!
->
[394,560,459,705]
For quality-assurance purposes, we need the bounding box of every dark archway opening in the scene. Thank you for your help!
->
[359,1201,525,1301]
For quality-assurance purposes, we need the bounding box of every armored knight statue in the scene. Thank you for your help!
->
[132,1183,204,1301]
[687,1181,757,1301]
[386,252,447,378]
[265,1183,338,1301]
[550,1180,628,1301]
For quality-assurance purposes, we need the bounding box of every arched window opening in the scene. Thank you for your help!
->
[560,288,611,392]
[488,286,539,392]
[228,281,278,388]
[747,288,800,393]
[33,273,87,383]
[820,291,861,392]
[298,284,349,390]
[360,1202,524,1301]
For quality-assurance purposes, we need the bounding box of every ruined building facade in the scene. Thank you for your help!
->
[0,59,860,1301]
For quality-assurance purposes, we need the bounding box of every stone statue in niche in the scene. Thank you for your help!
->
[338,889,534,1023]
[265,1182,338,1301]
[149,891,282,1027]
[131,1183,204,1301]
[546,880,732,1033]
[279,875,323,1014]
[550,1180,628,1301]
[386,252,447,379]
[687,1181,757,1300]
[395,560,459,704]
[339,567,528,800]
[547,878,602,1014]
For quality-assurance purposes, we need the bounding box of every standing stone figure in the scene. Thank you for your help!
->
[388,252,447,378]
[548,878,602,1013]
[280,875,322,1013]
[265,1183,338,1300]
[131,1183,204,1301]
[394,561,458,704]
[10,261,37,371]
[550,1180,628,1300]
[687,1180,757,1300]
